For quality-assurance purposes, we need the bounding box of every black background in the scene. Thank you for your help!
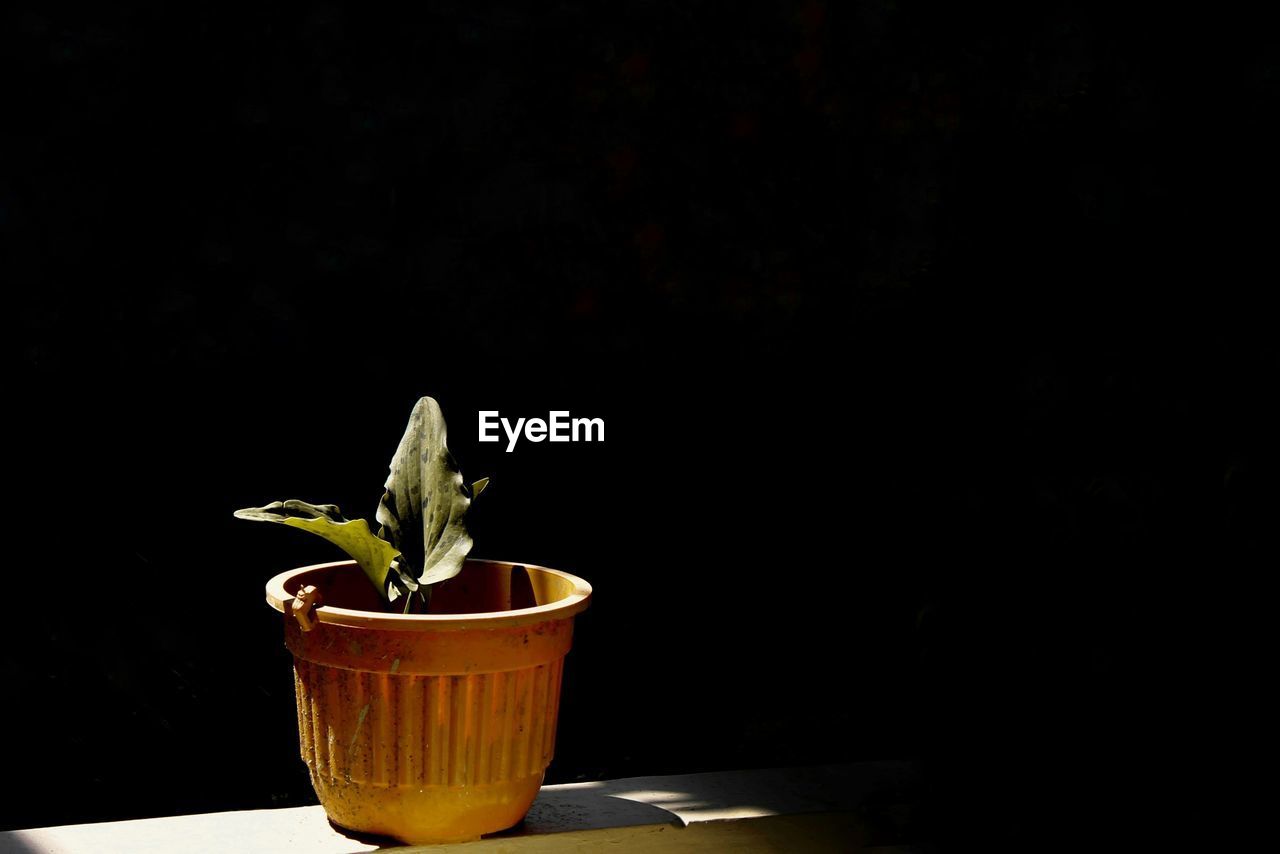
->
[3,2,1273,848]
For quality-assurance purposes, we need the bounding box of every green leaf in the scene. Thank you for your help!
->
[233,500,403,600]
[376,397,474,587]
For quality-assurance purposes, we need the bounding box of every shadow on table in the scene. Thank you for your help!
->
[0,837,34,854]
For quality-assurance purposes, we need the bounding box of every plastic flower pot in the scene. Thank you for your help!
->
[265,558,592,844]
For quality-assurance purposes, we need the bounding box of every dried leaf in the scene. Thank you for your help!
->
[233,500,403,600]
[375,397,474,587]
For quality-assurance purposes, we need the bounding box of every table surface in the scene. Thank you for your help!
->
[0,761,914,853]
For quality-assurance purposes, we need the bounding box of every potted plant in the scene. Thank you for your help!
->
[238,397,591,844]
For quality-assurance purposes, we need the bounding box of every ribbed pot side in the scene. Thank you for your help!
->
[266,559,591,845]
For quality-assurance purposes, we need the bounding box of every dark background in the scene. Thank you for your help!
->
[3,2,1273,848]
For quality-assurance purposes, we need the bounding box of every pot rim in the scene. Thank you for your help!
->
[265,558,592,631]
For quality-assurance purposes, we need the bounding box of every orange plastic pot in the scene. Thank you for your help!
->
[265,558,591,844]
